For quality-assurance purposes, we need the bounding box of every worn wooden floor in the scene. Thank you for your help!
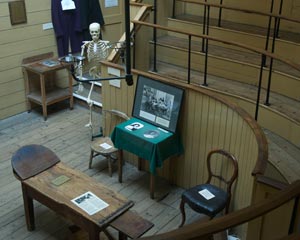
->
[1,101,300,240]
[0,103,205,240]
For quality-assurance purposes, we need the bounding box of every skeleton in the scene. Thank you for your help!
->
[78,22,110,134]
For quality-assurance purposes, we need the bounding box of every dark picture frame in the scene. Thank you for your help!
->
[133,75,184,133]
[9,1,27,25]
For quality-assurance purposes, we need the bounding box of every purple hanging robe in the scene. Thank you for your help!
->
[51,0,83,57]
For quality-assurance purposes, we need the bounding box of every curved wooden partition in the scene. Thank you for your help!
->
[140,179,300,240]
[100,62,268,238]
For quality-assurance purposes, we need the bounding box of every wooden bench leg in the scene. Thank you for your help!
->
[89,150,94,169]
[118,150,123,183]
[150,174,155,199]
[108,156,113,177]
[22,183,35,231]
[88,226,100,240]
[119,232,128,240]
[138,157,142,171]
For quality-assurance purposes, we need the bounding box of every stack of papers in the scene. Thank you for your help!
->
[71,191,109,215]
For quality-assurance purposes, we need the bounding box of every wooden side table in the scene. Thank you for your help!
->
[22,52,74,120]
[111,117,184,199]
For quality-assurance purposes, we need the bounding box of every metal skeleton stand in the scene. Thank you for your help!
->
[85,82,103,140]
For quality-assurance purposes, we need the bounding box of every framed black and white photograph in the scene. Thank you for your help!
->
[133,75,184,133]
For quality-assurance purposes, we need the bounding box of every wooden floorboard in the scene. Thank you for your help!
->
[1,103,300,239]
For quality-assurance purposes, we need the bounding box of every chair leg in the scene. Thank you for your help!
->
[118,150,123,183]
[89,150,94,169]
[108,156,112,177]
[179,199,186,228]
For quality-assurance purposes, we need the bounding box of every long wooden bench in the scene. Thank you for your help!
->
[11,144,153,240]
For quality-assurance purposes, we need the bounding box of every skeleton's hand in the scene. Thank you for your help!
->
[89,66,100,79]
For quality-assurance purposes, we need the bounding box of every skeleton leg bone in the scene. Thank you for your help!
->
[85,82,95,134]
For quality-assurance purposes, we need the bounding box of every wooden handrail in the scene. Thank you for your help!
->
[256,174,288,190]
[140,180,300,240]
[131,20,300,73]
[177,0,300,24]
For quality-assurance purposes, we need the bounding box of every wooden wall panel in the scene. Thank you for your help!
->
[0,79,24,96]
[0,25,53,45]
[1,36,56,58]
[0,102,26,120]
[247,180,296,240]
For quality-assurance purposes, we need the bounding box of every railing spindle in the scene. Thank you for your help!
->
[218,0,223,27]
[188,35,191,84]
[203,5,210,86]
[152,0,158,72]
[265,17,279,106]
[276,0,284,38]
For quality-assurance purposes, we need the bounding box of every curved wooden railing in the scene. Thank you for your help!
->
[101,61,269,238]
[173,0,300,48]
[139,179,300,240]
[132,20,300,70]
[132,20,300,120]
[131,20,300,121]
[174,0,300,25]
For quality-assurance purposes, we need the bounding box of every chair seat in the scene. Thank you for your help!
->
[91,137,118,155]
[182,184,228,218]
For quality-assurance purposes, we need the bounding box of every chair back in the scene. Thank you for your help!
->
[206,149,238,213]
[103,109,130,136]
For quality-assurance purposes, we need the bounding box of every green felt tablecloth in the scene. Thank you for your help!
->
[111,118,183,175]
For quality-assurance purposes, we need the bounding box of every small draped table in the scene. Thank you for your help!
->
[111,118,183,199]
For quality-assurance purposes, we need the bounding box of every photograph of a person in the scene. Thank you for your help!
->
[141,85,174,121]
[133,76,184,133]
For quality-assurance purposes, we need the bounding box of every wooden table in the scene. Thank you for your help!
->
[22,52,73,120]
[12,145,134,240]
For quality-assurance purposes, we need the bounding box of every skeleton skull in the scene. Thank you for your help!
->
[89,23,100,42]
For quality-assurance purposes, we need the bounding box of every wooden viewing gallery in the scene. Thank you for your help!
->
[100,63,274,239]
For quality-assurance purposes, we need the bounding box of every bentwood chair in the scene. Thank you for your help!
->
[179,149,238,227]
[89,109,129,176]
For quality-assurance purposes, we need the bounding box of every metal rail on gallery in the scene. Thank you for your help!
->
[132,19,300,122]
